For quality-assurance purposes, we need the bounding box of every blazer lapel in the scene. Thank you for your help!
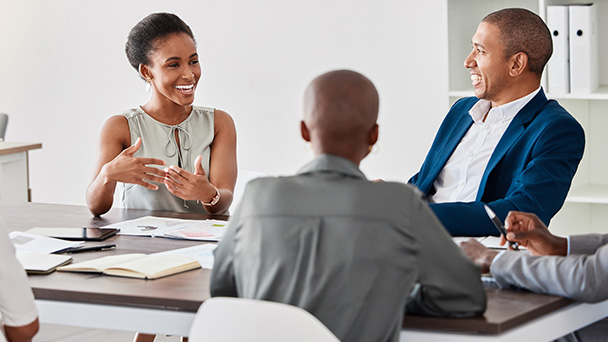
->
[476,90,549,199]
[421,113,473,193]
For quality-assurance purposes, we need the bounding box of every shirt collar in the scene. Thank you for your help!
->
[297,154,368,180]
[468,87,541,124]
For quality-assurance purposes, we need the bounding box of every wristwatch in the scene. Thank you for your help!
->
[201,185,220,206]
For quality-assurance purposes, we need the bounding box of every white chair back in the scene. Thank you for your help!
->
[188,297,340,342]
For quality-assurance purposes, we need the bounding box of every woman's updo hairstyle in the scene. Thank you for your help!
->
[125,13,195,73]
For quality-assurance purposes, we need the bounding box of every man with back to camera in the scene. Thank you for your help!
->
[461,211,608,341]
[410,8,585,236]
[210,69,486,342]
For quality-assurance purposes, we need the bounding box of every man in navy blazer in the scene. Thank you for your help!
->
[410,8,585,236]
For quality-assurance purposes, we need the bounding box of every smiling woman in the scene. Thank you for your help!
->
[85,12,237,218]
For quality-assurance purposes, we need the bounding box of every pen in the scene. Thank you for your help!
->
[64,244,116,254]
[483,205,519,251]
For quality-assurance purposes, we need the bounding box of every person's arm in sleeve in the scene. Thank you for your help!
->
[0,224,39,342]
[490,211,608,302]
[4,321,39,342]
[568,234,608,255]
[209,213,239,297]
[491,245,608,303]
[405,197,486,317]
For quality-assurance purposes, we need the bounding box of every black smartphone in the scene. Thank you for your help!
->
[26,227,120,241]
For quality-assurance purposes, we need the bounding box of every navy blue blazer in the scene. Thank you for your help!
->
[410,89,585,236]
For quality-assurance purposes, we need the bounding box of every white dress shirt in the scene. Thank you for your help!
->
[429,88,541,204]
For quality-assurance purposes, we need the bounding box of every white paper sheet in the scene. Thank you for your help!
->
[104,216,228,241]
[9,231,83,254]
[153,244,217,269]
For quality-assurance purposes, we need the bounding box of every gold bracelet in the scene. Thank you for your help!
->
[200,185,220,206]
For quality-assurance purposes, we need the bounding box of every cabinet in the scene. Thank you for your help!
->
[447,0,608,236]
[0,142,42,202]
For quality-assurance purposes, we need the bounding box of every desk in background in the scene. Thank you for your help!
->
[0,142,42,202]
[1,201,607,339]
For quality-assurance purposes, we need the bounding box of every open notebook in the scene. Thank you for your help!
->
[58,253,200,280]
[57,244,217,279]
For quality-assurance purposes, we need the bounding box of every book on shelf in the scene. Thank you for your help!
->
[569,3,598,94]
[547,5,570,94]
[16,251,73,275]
[58,253,201,280]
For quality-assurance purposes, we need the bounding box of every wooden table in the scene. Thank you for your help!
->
[2,201,607,339]
[0,142,42,202]
[2,201,223,336]
[401,284,608,341]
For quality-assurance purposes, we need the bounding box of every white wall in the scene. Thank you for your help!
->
[0,0,450,206]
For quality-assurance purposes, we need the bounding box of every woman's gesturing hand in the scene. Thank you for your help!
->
[102,137,167,190]
[163,155,217,202]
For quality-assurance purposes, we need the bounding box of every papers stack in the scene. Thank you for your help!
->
[9,231,81,274]
[105,216,228,242]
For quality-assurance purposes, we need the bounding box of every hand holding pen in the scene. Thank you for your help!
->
[503,211,568,256]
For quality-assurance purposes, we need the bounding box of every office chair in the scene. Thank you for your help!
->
[0,113,8,141]
[188,297,340,342]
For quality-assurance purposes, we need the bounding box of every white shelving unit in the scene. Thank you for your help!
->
[446,0,608,236]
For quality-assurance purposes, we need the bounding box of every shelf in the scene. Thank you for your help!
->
[566,184,608,204]
[547,86,608,100]
[449,85,608,100]
[448,90,474,98]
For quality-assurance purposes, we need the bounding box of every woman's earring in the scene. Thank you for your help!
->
[145,80,151,93]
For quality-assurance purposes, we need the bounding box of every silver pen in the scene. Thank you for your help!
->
[483,205,519,251]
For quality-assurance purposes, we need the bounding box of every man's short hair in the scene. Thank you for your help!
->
[483,8,552,76]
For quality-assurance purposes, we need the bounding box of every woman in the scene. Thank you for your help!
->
[87,12,237,342]
[86,13,237,218]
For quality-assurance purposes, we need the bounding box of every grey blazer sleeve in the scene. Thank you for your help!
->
[405,193,487,317]
[569,234,608,255]
[209,214,239,297]
[491,241,608,302]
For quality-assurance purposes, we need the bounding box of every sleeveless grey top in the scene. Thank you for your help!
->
[121,106,214,213]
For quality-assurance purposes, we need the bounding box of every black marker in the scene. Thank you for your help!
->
[483,205,519,251]
[64,244,116,254]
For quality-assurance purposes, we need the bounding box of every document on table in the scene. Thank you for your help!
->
[9,231,83,254]
[153,243,217,269]
[104,216,228,242]
[453,236,526,250]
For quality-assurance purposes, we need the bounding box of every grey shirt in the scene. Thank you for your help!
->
[491,233,608,303]
[211,154,486,342]
[121,106,214,213]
